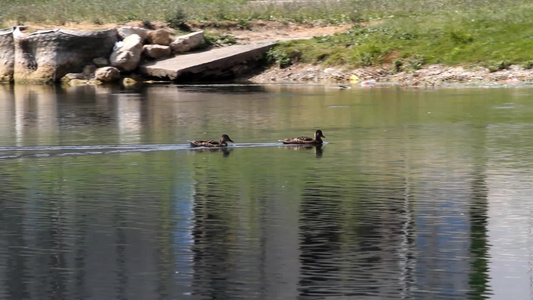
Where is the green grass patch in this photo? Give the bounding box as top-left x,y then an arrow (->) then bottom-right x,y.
268,4 -> 533,69
1,0 -> 532,69
2,0 -> 527,26
0,0 -> 353,25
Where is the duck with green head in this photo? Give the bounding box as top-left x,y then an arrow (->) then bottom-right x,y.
281,130 -> 326,145
189,134 -> 234,148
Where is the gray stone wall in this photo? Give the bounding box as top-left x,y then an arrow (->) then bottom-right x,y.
0,27 -> 117,83
0,28 -> 15,82
14,28 -> 117,83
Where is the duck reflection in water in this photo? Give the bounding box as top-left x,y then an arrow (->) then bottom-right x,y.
191,147 -> 233,157
188,134 -> 234,148
284,144 -> 324,158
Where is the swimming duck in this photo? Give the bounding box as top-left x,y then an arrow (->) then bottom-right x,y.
281,130 -> 326,145
189,134 -> 234,148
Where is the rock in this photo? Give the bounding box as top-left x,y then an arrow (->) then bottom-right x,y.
122,77 -> 138,87
170,31 -> 204,53
93,57 -> 109,67
94,66 -> 120,82
143,44 -> 171,58
83,64 -> 96,78
66,79 -> 88,86
87,79 -> 103,86
0,27 -> 15,82
12,28 -> 117,83
118,26 -> 148,41
62,73 -> 86,81
110,34 -> 143,72
147,29 -> 170,45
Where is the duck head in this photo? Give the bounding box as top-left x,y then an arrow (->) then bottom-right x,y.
220,134 -> 234,143
315,130 -> 325,139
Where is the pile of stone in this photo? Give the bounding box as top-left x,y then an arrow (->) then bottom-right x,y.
64,26 -> 205,86
0,25 -> 204,85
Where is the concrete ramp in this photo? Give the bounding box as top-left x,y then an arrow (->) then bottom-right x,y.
139,41 -> 276,82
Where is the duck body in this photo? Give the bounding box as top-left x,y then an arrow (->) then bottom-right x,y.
281,130 -> 325,145
189,134 -> 234,148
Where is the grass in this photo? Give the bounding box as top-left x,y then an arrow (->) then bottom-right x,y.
268,3 -> 533,69
0,0 -> 353,25
1,0 -> 532,69
4,0 -> 523,26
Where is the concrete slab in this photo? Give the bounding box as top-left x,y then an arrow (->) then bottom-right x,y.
139,41 -> 276,81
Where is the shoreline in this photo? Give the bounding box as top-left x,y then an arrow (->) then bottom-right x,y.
3,21 -> 533,87
247,63 -> 533,87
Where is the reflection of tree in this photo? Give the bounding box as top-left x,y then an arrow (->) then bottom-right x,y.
468,130 -> 489,298
0,187 -> 30,300
191,169 -> 234,299
114,204 -> 128,300
298,179 -> 343,297
0,155 -> 175,300
0,171 -> 69,300
47,196 -> 67,300
73,211 -> 88,300
298,171 -> 413,298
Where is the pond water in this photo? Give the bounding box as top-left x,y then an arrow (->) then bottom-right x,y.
0,83 -> 532,299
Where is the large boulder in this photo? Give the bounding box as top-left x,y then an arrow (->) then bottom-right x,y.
143,44 -> 171,59
95,66 -> 120,82
170,31 -> 204,53
110,34 -> 143,72
0,27 -> 15,82
118,26 -> 148,41
13,28 -> 117,83
147,29 -> 170,45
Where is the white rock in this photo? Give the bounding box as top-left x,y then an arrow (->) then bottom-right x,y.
170,31 -> 205,53
143,44 -> 171,58
110,34 -> 143,71
118,26 -> 148,41
95,66 -> 120,82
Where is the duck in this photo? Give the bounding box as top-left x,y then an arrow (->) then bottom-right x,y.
281,130 -> 326,145
189,134 -> 234,148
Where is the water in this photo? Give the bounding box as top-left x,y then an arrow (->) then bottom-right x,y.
0,83 -> 532,300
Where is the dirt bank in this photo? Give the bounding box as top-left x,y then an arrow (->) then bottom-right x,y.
203,21 -> 533,86
246,63 -> 533,87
